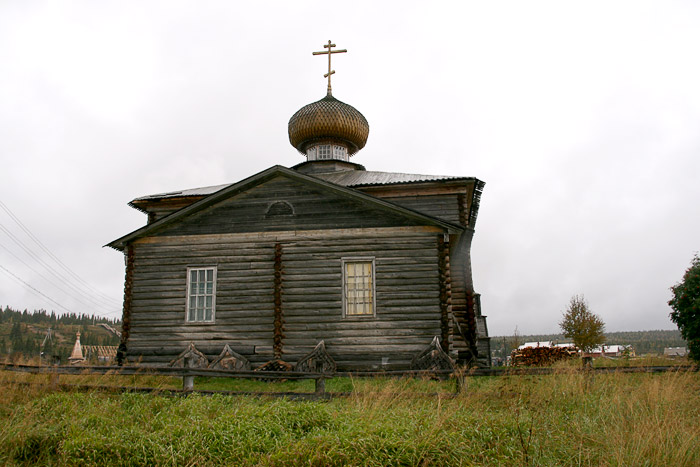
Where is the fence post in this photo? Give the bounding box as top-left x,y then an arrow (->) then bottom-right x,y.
315,375 -> 326,396
454,370 -> 467,394
48,357 -> 60,390
183,357 -> 195,392
49,369 -> 59,390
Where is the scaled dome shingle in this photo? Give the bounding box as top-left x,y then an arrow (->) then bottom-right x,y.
288,94 -> 369,155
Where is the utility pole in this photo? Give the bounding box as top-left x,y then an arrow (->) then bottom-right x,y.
40,327 -> 53,364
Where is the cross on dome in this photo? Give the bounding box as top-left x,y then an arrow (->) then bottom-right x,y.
289,40 -> 369,162
312,40 -> 347,95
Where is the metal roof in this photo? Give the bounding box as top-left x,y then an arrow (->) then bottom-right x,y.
132,183 -> 231,201
132,170 -> 473,202
312,170 -> 472,187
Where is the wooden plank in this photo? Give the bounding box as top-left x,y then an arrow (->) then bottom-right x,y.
133,226 -> 444,245
357,182 -> 471,197
126,220 -> 451,367
279,327 -> 440,338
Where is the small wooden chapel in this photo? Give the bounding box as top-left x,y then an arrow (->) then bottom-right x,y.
108,41 -> 491,370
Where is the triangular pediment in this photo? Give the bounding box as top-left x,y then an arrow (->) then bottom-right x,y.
107,166 -> 462,249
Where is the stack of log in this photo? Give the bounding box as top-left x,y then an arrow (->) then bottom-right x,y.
510,346 -> 577,366
254,359 -> 293,373
254,359 -> 293,382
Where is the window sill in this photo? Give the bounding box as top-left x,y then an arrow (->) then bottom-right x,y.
342,314 -> 377,320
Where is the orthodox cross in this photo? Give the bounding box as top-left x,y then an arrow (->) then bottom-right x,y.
313,40 -> 347,95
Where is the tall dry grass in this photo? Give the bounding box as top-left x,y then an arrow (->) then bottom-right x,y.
0,365 -> 697,466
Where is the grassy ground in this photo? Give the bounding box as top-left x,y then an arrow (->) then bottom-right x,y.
0,366 -> 698,466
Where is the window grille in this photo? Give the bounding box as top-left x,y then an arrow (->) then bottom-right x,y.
342,259 -> 375,316
333,145 -> 348,160
306,144 -> 349,161
317,144 -> 332,159
186,267 -> 216,322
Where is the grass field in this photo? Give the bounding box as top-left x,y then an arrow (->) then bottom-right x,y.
1,365 -> 699,466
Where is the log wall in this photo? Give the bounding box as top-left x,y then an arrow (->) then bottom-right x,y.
126,228 -> 444,370
127,238 -> 276,366
378,194 -> 462,225
120,174 -> 490,368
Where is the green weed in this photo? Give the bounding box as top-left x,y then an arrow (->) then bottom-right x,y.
0,368 -> 698,466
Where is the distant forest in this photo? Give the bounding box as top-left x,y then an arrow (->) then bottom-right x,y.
0,306 -> 121,362
490,329 -> 687,360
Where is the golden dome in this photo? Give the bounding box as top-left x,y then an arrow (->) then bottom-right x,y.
288,94 -> 369,156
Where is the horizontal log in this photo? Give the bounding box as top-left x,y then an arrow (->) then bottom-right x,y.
134,226 -> 444,246
129,311 -> 271,320
127,343 -> 274,355
282,251 -> 436,262
281,343 -> 428,353
129,326 -> 275,337
278,328 -> 440,339
283,313 -> 439,323
283,308 -> 439,318
128,342 -> 272,352
134,256 -> 274,267
130,302 -> 275,315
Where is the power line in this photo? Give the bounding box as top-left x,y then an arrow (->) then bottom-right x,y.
0,264 -> 122,317
0,199 -> 121,306
0,240 -> 121,316
0,221 -> 118,314
0,263 -> 74,314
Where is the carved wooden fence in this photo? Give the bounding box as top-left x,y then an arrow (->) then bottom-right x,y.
1,364 -> 696,400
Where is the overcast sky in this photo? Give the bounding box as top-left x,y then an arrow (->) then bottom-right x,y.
1,1 -> 698,336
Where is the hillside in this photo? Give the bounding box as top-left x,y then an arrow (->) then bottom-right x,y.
0,306 -> 121,363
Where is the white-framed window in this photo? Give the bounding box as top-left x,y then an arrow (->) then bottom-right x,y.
333,145 -> 348,160
186,267 -> 217,322
306,144 -> 349,161
317,144 -> 332,159
342,258 -> 376,317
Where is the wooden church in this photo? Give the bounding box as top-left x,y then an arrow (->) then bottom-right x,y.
108,42 -> 491,370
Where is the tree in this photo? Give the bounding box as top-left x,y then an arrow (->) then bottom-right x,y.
508,326 -> 523,354
669,254 -> 700,362
560,295 -> 605,353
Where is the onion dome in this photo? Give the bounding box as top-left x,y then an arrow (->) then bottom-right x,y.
288,94 -> 369,161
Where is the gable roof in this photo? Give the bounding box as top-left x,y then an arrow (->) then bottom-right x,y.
131,182 -> 231,202
107,165 -> 464,250
313,170 -> 476,187
129,171 -> 477,203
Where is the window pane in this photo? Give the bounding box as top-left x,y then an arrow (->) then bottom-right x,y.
344,261 -> 373,316
188,268 -> 216,322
